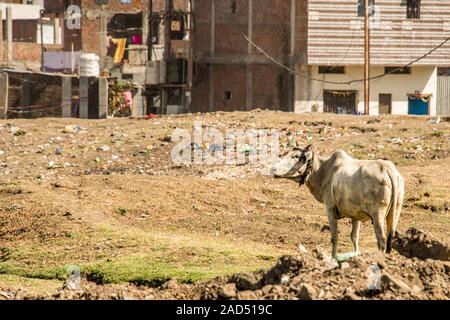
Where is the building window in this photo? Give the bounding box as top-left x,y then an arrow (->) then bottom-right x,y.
319,66 -> 345,74
358,0 -> 375,17
407,0 -> 421,19
385,66 -> 411,75
231,1 -> 237,14
438,67 -> 450,76
224,91 -> 232,101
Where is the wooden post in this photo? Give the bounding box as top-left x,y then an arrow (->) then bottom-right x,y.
246,0 -> 253,111
364,0 -> 370,115
208,0 -> 215,112
289,0 -> 296,112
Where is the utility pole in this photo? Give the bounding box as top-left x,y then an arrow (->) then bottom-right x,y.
99,9 -> 107,74
146,0 -> 154,114
40,9 -> 45,71
187,0 -> 194,90
162,0 -> 172,115
185,0 -> 194,113
364,0 -> 370,115
148,0 -> 153,64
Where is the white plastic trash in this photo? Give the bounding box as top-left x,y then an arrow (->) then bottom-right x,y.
79,53 -> 100,77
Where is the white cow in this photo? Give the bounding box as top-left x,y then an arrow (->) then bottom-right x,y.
274,145 -> 404,257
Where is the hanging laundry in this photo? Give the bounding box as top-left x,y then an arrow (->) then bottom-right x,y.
111,38 -> 127,65
131,35 -> 143,45
122,91 -> 133,109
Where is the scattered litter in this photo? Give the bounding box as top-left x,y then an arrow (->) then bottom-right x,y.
49,137 -> 63,144
63,125 -> 82,134
427,117 -> 440,125
238,144 -> 256,155
97,146 -> 111,152
298,245 -> 308,254
390,138 -> 403,145
10,127 -> 26,136
335,252 -> 359,262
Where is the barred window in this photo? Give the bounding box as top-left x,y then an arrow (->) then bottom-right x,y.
385,67 -> 411,75
407,0 -> 421,19
319,66 -> 345,74
358,0 -> 375,17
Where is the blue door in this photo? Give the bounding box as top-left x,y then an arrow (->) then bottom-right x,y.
408,97 -> 429,115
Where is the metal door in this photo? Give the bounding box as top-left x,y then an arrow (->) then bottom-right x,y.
408,97 -> 429,115
379,94 -> 391,115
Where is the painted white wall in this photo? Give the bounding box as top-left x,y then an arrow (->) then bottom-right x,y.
0,3 -> 41,20
295,65 -> 437,116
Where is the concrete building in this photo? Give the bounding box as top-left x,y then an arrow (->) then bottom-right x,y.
0,0 -> 64,70
295,0 -> 450,116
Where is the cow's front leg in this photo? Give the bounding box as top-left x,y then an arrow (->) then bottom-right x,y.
326,206 -> 338,257
350,219 -> 361,254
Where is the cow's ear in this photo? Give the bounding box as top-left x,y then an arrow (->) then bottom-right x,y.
305,150 -> 313,161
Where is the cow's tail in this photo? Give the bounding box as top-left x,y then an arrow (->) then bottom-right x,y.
385,166 -> 404,254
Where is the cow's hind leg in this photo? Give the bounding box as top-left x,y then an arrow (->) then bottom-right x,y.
371,208 -> 388,253
350,219 -> 361,253
327,207 -> 339,257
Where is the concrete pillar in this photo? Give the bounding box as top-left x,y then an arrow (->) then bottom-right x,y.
142,11 -> 149,62
98,77 -> 108,119
295,64 -> 313,113
54,17 -> 61,45
20,75 -> 31,107
79,77 -> 89,119
0,72 -> 8,119
6,7 -> 13,66
132,73 -> 145,117
62,76 -> 72,118
246,0 -> 253,111
99,12 -> 108,72
208,0 -> 216,112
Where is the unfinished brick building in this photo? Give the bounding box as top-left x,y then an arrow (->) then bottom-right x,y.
191,0 -> 301,113
0,0 -> 64,69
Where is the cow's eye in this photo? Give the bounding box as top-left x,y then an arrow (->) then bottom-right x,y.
295,154 -> 301,159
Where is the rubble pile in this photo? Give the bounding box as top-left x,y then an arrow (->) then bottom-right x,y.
1,229 -> 448,300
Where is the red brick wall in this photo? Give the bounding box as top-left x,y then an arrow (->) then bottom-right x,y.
1,42 -> 61,65
81,17 -> 100,54
81,0 -> 147,11
191,64 -> 209,113
191,0 -> 292,112
253,64 -> 289,111
295,0 -> 308,62
213,64 -> 247,112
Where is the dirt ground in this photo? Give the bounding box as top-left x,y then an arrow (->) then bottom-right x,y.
0,111 -> 448,300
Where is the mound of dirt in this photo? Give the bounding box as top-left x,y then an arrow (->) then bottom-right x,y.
393,228 -> 450,261
2,245 -> 449,300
